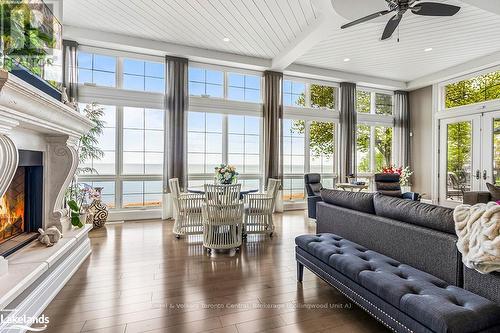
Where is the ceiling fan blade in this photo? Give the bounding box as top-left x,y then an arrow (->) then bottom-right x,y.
341,10 -> 392,29
381,13 -> 403,40
411,2 -> 461,16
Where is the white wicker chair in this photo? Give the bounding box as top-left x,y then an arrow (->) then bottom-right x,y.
202,184 -> 243,252
169,178 -> 204,239
243,178 -> 280,237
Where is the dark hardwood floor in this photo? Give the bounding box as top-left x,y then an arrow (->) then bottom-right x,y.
43,211 -> 388,333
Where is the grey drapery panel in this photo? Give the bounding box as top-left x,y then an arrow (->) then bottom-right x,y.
62,39 -> 78,101
263,71 -> 283,185
164,56 -> 189,192
395,91 -> 411,167
339,82 -> 357,182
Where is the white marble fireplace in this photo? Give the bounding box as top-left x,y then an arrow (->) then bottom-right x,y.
0,70 -> 94,331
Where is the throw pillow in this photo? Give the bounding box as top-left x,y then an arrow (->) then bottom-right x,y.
486,183 -> 500,201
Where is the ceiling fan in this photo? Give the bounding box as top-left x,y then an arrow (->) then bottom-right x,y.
340,0 -> 461,40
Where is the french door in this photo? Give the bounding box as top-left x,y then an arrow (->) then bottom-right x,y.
439,110 -> 500,207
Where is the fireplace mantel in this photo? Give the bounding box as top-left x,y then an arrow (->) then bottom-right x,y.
0,70 -> 95,330
0,70 -> 93,232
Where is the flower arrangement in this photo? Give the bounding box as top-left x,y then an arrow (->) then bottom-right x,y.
214,164 -> 239,184
382,165 -> 413,186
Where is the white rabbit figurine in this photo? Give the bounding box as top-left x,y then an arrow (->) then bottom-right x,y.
38,227 -> 63,247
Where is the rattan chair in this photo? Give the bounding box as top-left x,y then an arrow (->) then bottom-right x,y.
169,178 -> 204,238
202,184 -> 243,252
243,178 -> 280,237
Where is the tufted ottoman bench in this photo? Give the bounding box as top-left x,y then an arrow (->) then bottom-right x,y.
295,233 -> 500,333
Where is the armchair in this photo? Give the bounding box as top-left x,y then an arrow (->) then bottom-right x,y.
374,173 -> 419,201
304,173 -> 323,219
243,178 -> 280,237
169,178 -> 204,238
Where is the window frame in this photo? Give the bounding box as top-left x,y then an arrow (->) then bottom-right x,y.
438,65 -> 500,116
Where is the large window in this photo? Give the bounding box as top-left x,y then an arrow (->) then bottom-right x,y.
228,115 -> 260,173
187,112 -> 223,174
187,112 -> 261,189
80,105 -> 116,175
445,70 -> 500,109
356,125 -> 393,174
123,59 -> 165,93
78,50 -> 165,211
77,52 -> 116,87
122,107 -> 164,175
282,119 -> 336,201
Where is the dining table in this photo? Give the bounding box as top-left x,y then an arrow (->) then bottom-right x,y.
187,188 -> 259,200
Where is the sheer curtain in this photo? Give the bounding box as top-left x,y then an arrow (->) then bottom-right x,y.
162,56 -> 188,219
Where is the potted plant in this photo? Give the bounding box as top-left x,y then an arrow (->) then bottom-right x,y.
1,0 -> 62,98
65,103 -> 106,228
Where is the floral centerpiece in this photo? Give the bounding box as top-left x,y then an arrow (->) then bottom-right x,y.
381,165 -> 413,186
214,164 -> 239,184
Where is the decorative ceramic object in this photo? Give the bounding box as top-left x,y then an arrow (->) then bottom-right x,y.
38,226 -> 63,247
86,187 -> 108,228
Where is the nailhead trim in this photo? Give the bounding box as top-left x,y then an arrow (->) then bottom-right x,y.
297,253 -> 414,333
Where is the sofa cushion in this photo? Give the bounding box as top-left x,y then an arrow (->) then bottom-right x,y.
320,189 -> 375,214
296,233 -> 500,333
373,193 -> 455,234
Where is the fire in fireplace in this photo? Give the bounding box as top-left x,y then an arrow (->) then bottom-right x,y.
0,168 -> 26,243
0,150 -> 43,257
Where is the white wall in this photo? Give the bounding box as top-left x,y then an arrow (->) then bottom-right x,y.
409,86 -> 433,199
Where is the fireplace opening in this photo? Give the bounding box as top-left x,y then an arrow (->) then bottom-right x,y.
0,150 -> 43,257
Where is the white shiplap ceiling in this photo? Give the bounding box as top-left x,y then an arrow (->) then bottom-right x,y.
63,0 -> 317,59
297,0 -> 500,81
63,0 -> 500,84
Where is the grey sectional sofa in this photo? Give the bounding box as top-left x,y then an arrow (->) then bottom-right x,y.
295,190 -> 500,333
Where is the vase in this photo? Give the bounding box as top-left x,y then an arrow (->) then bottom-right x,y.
86,187 -> 109,228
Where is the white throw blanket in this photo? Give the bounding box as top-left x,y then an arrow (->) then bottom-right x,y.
454,202 -> 500,274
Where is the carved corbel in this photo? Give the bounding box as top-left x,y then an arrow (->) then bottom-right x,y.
45,135 -> 80,232
0,116 -> 19,199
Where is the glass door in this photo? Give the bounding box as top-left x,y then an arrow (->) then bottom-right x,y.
439,115 -> 481,207
482,111 -> 500,188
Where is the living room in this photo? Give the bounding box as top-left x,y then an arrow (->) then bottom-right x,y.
0,0 -> 499,332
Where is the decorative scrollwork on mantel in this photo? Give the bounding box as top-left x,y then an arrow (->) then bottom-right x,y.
45,136 -> 80,232
0,134 -> 18,200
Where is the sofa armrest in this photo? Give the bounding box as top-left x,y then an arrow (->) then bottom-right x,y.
307,195 -> 323,219
402,192 -> 420,201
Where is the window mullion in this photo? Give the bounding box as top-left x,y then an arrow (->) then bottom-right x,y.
304,121 -> 311,174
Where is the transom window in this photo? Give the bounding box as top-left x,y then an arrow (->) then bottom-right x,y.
284,80 -> 306,107
188,68 -> 224,98
310,84 -> 336,109
77,52 -> 116,87
357,90 -> 393,115
445,70 -> 500,109
123,59 -> 165,93
227,73 -> 261,102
